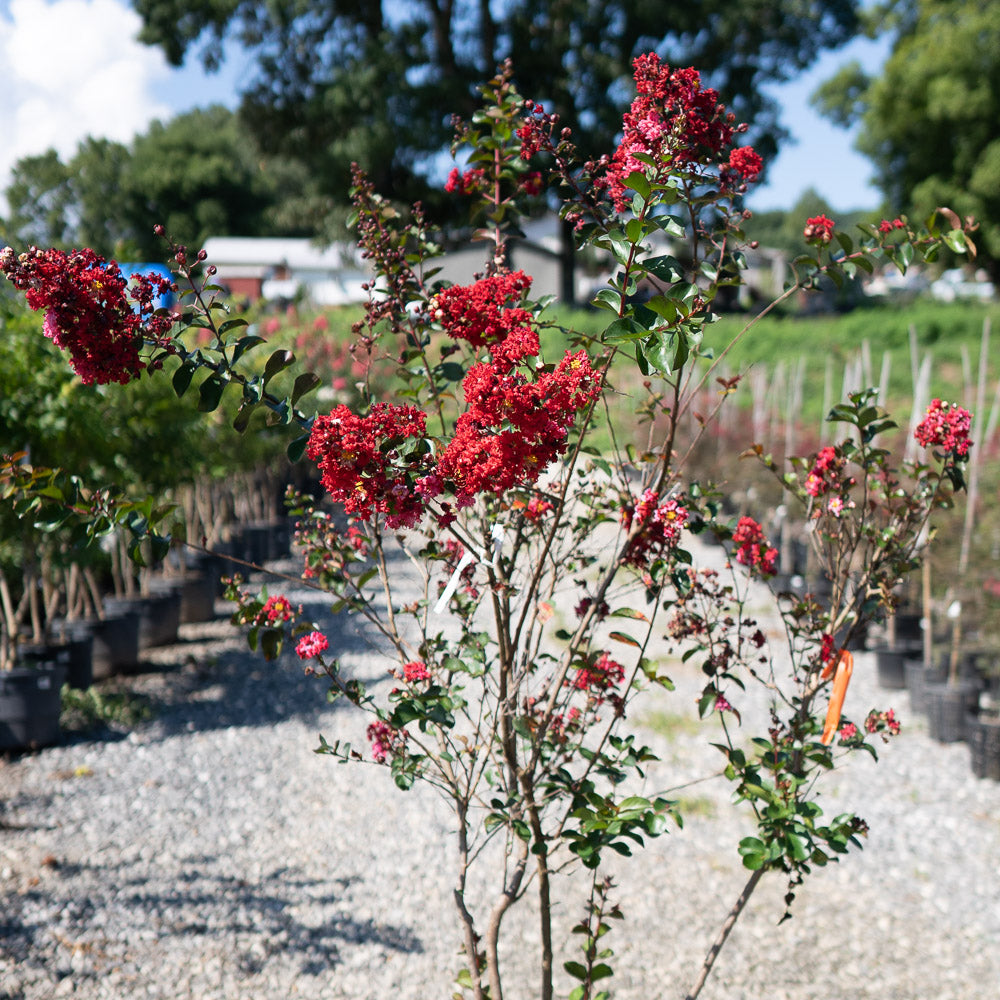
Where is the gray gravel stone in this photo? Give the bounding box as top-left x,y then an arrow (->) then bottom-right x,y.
2,556 -> 999,999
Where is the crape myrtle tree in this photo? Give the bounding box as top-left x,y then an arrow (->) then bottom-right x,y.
1,55 -> 977,998
812,0 -> 1000,280
133,0 -> 862,299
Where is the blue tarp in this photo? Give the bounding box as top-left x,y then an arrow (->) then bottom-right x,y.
118,263 -> 177,311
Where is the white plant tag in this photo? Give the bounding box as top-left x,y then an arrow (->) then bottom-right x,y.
433,549 -> 477,614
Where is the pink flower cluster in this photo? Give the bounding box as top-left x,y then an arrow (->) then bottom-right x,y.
602,54 -> 757,210
914,399 -> 972,457
732,516 -> 778,577
865,708 -> 901,737
366,719 -> 407,763
295,631 -> 329,659
804,445 -> 857,517
621,490 -> 688,567
1,245 -> 175,385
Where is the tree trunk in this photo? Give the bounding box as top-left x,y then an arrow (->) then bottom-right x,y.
560,216 -> 576,306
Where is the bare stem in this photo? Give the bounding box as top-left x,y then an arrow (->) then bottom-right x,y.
684,867 -> 765,1000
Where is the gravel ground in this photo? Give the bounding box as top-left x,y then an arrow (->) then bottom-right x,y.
2,551 -> 1000,1000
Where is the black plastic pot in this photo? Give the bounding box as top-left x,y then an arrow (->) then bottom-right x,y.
924,680 -> 979,744
87,609 -> 142,679
873,647 -> 907,690
19,632 -> 93,690
0,663 -> 66,752
893,612 -> 924,645
966,712 -> 1000,781
105,588 -> 181,652
905,659 -> 946,715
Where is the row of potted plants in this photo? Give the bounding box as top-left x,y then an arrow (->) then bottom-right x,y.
0,509 -> 294,753
871,611 -> 1000,780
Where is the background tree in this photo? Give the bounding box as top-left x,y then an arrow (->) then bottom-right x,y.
813,0 -> 1000,279
4,150 -> 74,249
1,107 -> 304,261
125,105 -> 287,259
133,0 -> 862,299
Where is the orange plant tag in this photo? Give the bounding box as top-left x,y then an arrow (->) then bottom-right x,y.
820,649 -> 854,746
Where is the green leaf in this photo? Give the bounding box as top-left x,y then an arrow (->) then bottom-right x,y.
260,628 -> 282,662
643,255 -> 684,283
622,170 -> 651,199
611,607 -> 648,621
197,375 -> 226,412
263,349 -> 295,385
603,318 -> 644,344
944,229 -> 969,254
218,317 -> 249,337
287,434 -> 310,463
635,342 -> 651,376
291,371 -> 322,406
590,963 -> 614,982
172,361 -> 196,398
232,402 -> 257,433
592,288 -> 623,312
564,961 -> 589,981
231,333 -> 264,364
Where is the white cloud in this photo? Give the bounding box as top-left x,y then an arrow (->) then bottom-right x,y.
0,0 -> 172,192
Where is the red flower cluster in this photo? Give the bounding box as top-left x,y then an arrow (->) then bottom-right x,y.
621,489 -> 688,567
295,631 -> 329,659
572,652 -> 625,695
261,595 -> 294,624
434,271 -> 537,363
444,166 -> 487,195
403,660 -> 431,683
803,215 -> 835,245
603,54 -> 747,210
437,350 -> 600,504
878,218 -> 906,235
732,516 -> 778,576
308,269 -> 599,522
1,245 -> 175,385
366,720 -> 407,763
914,399 -> 972,457
306,402 -> 430,528
726,146 -> 763,182
805,446 -> 847,498
574,596 -> 610,621
819,632 -> 836,664
519,496 -> 553,520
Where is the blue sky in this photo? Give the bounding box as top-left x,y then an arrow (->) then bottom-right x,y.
1,0 -> 888,214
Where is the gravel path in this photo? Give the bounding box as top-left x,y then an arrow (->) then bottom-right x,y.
2,554 -> 1000,1000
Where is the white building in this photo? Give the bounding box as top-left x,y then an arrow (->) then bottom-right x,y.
201,237 -> 372,306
